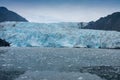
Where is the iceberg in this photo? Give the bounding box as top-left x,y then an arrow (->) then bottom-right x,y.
0,22 -> 120,48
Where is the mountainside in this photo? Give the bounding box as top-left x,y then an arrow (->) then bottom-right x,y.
84,12 -> 120,31
0,7 -> 28,22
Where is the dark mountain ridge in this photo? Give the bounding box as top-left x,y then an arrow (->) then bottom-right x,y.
84,12 -> 120,31
0,7 -> 28,22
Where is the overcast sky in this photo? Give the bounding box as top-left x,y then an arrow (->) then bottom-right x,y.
0,0 -> 120,23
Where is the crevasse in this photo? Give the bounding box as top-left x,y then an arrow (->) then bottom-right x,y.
0,22 -> 120,48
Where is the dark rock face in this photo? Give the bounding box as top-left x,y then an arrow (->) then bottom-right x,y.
0,7 -> 28,22
0,39 -> 10,47
85,12 -> 120,31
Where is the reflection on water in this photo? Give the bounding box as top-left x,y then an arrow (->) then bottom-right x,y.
0,48 -> 120,80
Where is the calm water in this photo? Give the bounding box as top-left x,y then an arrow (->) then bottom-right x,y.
0,48 -> 120,80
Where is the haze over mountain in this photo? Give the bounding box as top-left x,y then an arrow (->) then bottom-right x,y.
0,7 -> 28,22
84,12 -> 120,31
0,0 -> 120,23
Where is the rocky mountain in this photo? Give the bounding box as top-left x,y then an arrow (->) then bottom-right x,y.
0,7 -> 28,22
84,12 -> 120,31
0,39 -> 10,47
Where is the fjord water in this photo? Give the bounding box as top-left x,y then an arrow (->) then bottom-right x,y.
0,48 -> 120,80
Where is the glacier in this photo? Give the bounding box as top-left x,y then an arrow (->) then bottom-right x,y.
0,22 -> 120,48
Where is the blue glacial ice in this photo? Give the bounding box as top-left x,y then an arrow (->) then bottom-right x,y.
0,22 -> 120,48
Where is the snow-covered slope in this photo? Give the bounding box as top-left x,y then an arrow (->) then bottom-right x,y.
0,22 -> 120,48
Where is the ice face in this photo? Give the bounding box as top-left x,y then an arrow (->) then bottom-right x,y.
0,22 -> 120,48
